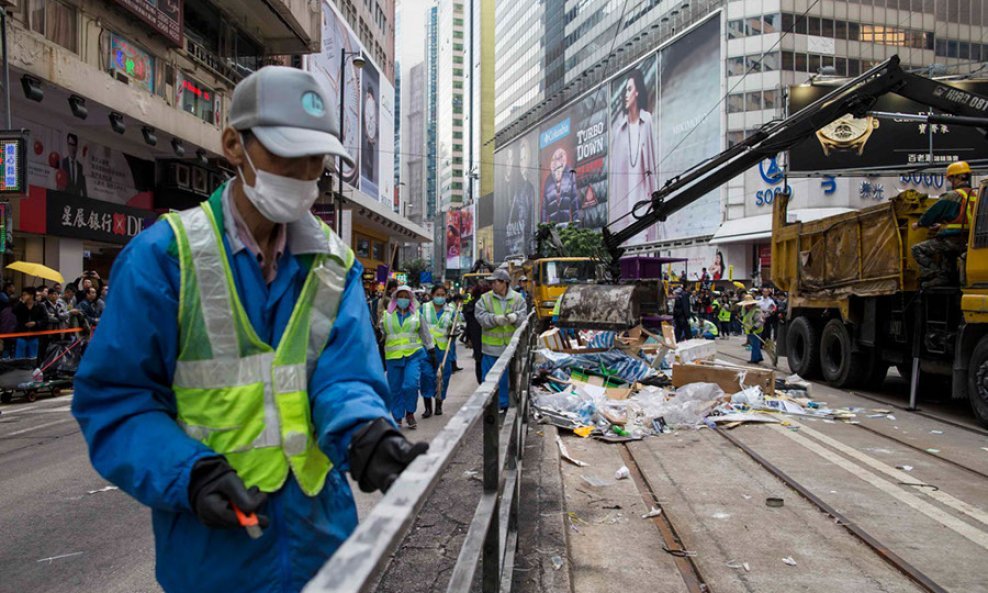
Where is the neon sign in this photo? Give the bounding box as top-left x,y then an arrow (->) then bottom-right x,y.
110,34 -> 154,93
182,79 -> 212,102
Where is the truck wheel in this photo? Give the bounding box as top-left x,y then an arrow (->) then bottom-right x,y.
966,336 -> 988,427
820,319 -> 867,387
786,317 -> 820,378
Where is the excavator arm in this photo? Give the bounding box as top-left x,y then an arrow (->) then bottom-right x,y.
601,55 -> 988,274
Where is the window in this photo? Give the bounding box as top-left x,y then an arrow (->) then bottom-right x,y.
782,51 -> 795,70
179,74 -> 216,124
453,17 -> 464,26
727,131 -> 745,147
727,56 -> 746,76
728,19 -> 744,38
453,68 -> 463,76
848,22 -> 860,40
835,56 -> 848,75
848,58 -> 861,77
453,55 -> 464,64
781,13 -> 795,33
835,19 -> 847,39
746,55 -> 762,73
795,52 -> 807,72
453,131 -> 463,139
453,80 -> 463,89
808,53 -> 822,73
761,52 -> 779,71
763,89 -> 780,110
27,0 -> 78,52
453,30 -> 464,39
807,16 -> 821,36
745,17 -> 763,36
355,236 -> 371,258
746,91 -> 762,111
762,14 -> 782,34
821,18 -> 834,38
727,93 -> 744,113
453,43 -> 464,51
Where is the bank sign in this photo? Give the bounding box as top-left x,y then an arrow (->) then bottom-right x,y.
45,191 -> 154,244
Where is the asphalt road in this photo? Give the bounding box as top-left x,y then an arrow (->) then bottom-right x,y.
0,345 -> 482,593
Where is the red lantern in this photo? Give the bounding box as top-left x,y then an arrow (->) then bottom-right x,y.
55,168 -> 67,190
48,151 -> 60,169
34,140 -> 43,155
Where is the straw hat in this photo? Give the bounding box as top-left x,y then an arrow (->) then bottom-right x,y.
737,295 -> 759,308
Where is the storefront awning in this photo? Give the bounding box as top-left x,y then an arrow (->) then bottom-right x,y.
709,208 -> 855,245
343,190 -> 432,243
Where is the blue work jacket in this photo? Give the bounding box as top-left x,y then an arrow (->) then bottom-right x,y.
72,186 -> 392,593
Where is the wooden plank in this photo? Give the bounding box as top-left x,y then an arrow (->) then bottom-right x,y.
671,362 -> 774,395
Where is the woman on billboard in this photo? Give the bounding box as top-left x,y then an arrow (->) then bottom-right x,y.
610,67 -> 659,243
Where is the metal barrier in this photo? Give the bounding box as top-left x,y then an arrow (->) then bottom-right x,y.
303,313 -> 538,593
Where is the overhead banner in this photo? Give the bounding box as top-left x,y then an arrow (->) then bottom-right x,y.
788,81 -> 988,174
45,190 -> 155,244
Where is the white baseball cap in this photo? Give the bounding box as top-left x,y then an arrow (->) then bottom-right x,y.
229,66 -> 353,164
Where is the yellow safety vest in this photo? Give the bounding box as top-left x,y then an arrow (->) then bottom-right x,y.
163,192 -> 353,496
944,188 -> 977,232
424,304 -> 455,350
481,292 -> 521,348
383,309 -> 424,359
716,302 -> 731,322
742,307 -> 763,335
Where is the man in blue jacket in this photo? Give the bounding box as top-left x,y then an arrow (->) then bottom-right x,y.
72,67 -> 427,593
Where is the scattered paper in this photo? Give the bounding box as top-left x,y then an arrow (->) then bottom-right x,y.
614,466 -> 630,480
573,425 -> 594,438
726,560 -> 751,572
86,486 -> 118,495
37,552 -> 84,563
896,465 -> 914,472
642,507 -> 663,519
930,430 -> 943,435
782,556 -> 797,566
550,555 -> 564,571
926,448 -> 940,454
557,435 -> 588,467
711,512 -> 731,520
886,415 -> 897,420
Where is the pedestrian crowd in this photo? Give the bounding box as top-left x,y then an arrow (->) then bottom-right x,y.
671,283 -> 786,364
0,270 -> 106,362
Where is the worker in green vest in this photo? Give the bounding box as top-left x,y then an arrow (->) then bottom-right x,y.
381,285 -> 436,428
714,294 -> 732,338
475,268 -> 527,411
738,294 -> 765,364
420,284 -> 461,415
71,67 -> 427,593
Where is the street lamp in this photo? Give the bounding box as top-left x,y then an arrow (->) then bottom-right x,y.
337,50 -> 365,234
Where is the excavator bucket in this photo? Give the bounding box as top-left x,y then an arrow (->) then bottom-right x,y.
556,282 -> 662,330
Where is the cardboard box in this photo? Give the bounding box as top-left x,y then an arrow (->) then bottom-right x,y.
671,362 -> 774,395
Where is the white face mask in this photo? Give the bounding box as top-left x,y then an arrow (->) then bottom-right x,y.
237,135 -> 321,223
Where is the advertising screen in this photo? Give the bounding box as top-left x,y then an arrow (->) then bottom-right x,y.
360,60 -> 380,198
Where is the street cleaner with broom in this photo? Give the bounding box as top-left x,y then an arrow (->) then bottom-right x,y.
420,284 -> 461,416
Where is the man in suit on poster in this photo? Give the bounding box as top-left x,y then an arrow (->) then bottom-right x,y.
61,133 -> 88,197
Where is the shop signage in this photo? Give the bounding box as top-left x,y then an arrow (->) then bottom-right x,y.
110,34 -> 155,93
754,157 -> 793,207
113,0 -> 183,46
46,191 -> 154,244
0,132 -> 27,194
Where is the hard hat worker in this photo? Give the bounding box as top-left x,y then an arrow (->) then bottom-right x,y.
475,268 -> 527,412
737,295 -> 764,364
71,67 -> 427,593
911,161 -> 978,289
381,284 -> 436,428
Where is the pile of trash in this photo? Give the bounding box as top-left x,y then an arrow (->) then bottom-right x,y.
531,324 -> 838,441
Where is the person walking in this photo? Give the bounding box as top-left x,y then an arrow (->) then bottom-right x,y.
464,281 -> 487,383
71,67 -> 427,593
381,285 -> 436,428
739,294 -> 765,364
672,286 -> 692,342
13,287 -> 47,360
475,269 -> 527,412
715,295 -> 732,338
757,287 -> 778,341
420,285 -> 460,416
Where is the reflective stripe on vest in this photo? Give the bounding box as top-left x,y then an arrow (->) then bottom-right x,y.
163,202 -> 354,497
481,292 -> 519,348
383,310 -> 423,359
425,305 -> 453,350
944,188 -> 976,231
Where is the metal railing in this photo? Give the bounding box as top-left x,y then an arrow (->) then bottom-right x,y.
303,313 -> 538,593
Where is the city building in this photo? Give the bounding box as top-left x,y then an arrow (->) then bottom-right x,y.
437,0 -> 468,215
400,62 -> 428,264
425,4 -> 442,271
5,0 -> 318,283
330,0 -> 397,81
493,0 -> 988,280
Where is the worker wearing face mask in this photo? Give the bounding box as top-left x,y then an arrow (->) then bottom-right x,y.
71,67 -> 427,593
381,285 -> 436,428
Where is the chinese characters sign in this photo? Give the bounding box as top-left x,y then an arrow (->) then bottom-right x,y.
0,134 -> 26,194
113,0 -> 183,46
110,34 -> 155,93
46,191 -> 154,244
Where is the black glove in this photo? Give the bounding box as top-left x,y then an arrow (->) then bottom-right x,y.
188,457 -> 268,530
428,348 -> 438,369
349,418 -> 429,493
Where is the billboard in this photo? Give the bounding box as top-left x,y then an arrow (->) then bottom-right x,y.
788,81 -> 988,174
495,14 -> 724,252
113,0 -> 182,46
493,129 -> 538,261
446,209 -> 462,270
308,0 -> 395,205
538,87 -> 609,230
654,16 -> 723,243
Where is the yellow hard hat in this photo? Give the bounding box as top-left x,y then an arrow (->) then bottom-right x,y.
946,161 -> 972,177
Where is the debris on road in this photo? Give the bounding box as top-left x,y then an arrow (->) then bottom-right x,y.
641,507 -> 663,519
782,556 -> 798,567
614,465 -> 630,480
557,435 -> 589,467
766,497 -> 784,507
86,486 -> 119,495
37,551 -> 84,563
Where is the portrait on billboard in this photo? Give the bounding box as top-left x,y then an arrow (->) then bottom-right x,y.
309,1 -> 361,187
710,250 -> 725,281
504,132 -> 537,257
60,133 -> 88,197
539,117 -> 580,225
446,209 -> 462,269
608,55 -> 658,244
360,60 -> 380,197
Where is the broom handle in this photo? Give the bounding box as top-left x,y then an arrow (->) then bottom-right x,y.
436,303 -> 461,399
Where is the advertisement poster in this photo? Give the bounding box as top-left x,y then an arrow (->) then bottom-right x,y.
538,89 -> 609,230
308,1 -> 362,187
477,226 -> 494,263
446,209 -> 462,270
788,81 -> 988,174
17,115 -> 153,206
378,77 -> 396,206
655,16 -> 723,242
493,130 -> 538,261
608,53 -> 658,245
113,0 -> 183,46
360,60 -> 380,198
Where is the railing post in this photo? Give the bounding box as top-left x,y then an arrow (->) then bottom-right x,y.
482,393 -> 500,593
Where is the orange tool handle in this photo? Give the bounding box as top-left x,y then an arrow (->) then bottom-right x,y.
232,504 -> 263,539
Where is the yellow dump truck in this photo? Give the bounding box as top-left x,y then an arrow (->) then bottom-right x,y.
772,183 -> 988,425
